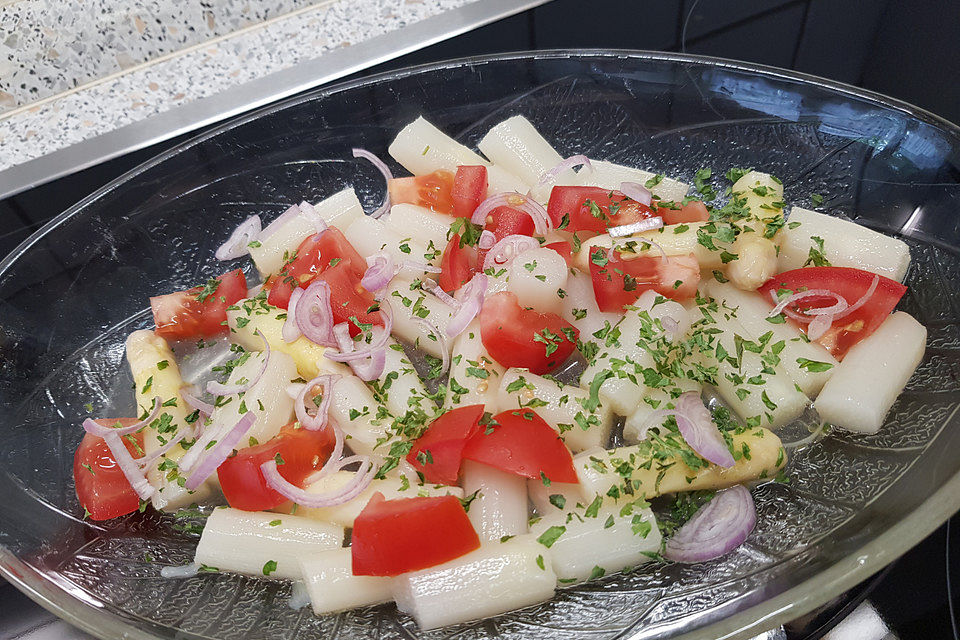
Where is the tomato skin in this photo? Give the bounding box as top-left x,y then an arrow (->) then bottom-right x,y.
480,291 -> 579,374
73,419 -> 143,521
476,205 -> 535,268
438,233 -> 478,293
266,227 -> 366,309
547,186 -> 657,235
314,261 -> 382,337
406,405 -> 484,485
351,493 -> 480,576
758,266 -> 907,359
461,409 -> 577,483
545,240 -> 573,266
589,249 -> 700,312
217,422 -> 335,512
151,269 -> 247,340
388,170 -> 456,215
452,166 -> 488,219
658,200 -> 710,225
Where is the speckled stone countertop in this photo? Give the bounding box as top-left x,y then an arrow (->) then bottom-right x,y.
0,0 -> 486,175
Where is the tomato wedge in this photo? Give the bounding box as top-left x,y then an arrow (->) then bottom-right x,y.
266,227 -> 366,309
315,261 -> 382,337
151,268 -> 247,340
589,248 -> 700,312
480,291 -> 579,374
476,205 -> 536,268
438,233 -> 478,293
406,405 -> 484,485
217,422 -> 335,512
657,199 -> 710,225
461,409 -> 577,483
351,492 -> 480,576
758,266 -> 907,359
452,166 -> 488,219
545,240 -> 573,266
547,186 -> 657,235
73,419 -> 143,521
388,170 -> 456,215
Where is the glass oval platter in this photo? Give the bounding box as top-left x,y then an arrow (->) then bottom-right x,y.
1,50 -> 960,640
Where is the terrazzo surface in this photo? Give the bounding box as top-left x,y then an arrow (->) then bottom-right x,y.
0,0 -> 477,173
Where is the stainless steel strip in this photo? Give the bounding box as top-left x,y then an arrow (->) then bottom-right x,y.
0,0 -> 551,200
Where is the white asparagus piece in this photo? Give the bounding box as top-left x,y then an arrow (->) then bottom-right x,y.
584,159 -> 690,202
445,320 -> 504,410
301,548 -> 394,615
250,189 -> 364,277
343,215 -> 430,279
726,171 -> 783,291
460,460 -> 529,542
622,378 -> 701,444
478,115 -> 578,201
693,300 -> 809,428
393,535 -> 556,630
574,222 -> 727,272
311,368 -> 392,457
704,280 -> 838,397
206,349 -> 297,445
529,500 -> 661,582
814,311 -> 925,434
528,479 -> 586,515
382,204 -> 449,263
387,116 -> 529,194
194,508 -> 343,580
385,278 -> 454,358
287,471 -> 462,528
496,368 -> 613,453
559,269 -> 621,339
731,170 -> 784,223
375,339 -> 431,415
780,207 -> 911,281
126,330 -> 213,511
506,247 -> 569,314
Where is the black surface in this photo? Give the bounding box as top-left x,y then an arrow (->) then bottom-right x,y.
2,1 -> 959,637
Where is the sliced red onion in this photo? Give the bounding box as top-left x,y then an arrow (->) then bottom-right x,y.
767,289 -> 845,321
295,280 -> 338,347
261,456 -> 376,508
82,397 -> 163,438
663,484 -> 757,563
215,215 -> 262,261
324,305 -> 393,363
806,313 -> 834,341
206,331 -> 270,396
619,181 -> 654,207
331,323 -> 388,381
184,412 -> 256,490
478,229 -> 496,250
259,203 -> 303,242
286,382 -> 305,399
137,430 -> 188,469
295,374 -> 339,431
834,275 -> 879,320
538,155 -> 593,187
403,259 -> 442,274
180,386 -> 215,417
608,216 -> 664,238
431,285 -> 461,309
349,347 -> 387,382
482,234 -> 541,271
160,563 -> 201,579
102,432 -> 154,501
353,148 -> 393,219
361,253 -> 397,292
660,315 -> 681,341
282,287 -> 305,343
298,201 -> 328,235
675,392 -> 736,468
415,317 -> 450,377
447,273 -> 486,338
471,193 -> 551,235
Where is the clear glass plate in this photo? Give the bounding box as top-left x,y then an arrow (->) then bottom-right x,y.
1,50 -> 959,640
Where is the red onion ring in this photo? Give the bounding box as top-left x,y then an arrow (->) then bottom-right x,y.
325,305 -> 393,363
295,280 -> 338,347
206,330 -> 270,396
675,392 -> 735,468
663,484 -> 756,563
608,217 -> 663,237
180,386 -> 215,417
403,259 -> 442,274
431,285 -> 461,309
806,313 -> 834,340
215,215 -> 262,261
478,230 -> 496,250
259,203 -> 321,242
184,412 -> 257,490
537,155 -> 593,187
415,317 -> 450,377
282,287 -> 305,343
297,201 -> 328,235
295,374 -> 339,431
330,323 -> 388,381
101,432 -> 154,501
353,148 -> 393,219
834,275 -> 879,320
446,273 -> 486,338
767,289 -> 846,321
136,430 -> 188,469
361,253 -> 397,292
260,456 -> 376,508
619,181 -> 654,207
82,397 -> 163,438
482,234 -> 541,272
471,193 -> 551,235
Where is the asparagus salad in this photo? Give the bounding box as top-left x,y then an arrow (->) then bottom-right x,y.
73,114 -> 925,630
